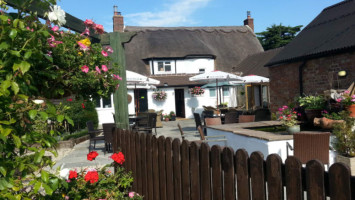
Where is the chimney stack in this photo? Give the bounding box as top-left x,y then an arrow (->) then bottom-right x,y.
113,5 -> 124,32
243,11 -> 254,32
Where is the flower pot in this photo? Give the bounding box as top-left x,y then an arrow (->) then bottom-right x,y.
336,155 -> 355,176
171,115 -> 176,121
347,104 -> 355,118
286,125 -> 300,134
313,117 -> 344,129
304,109 -> 322,125
164,118 -> 170,121
238,115 -> 255,123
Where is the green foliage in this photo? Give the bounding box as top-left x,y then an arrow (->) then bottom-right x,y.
332,111 -> 355,157
61,98 -> 98,132
297,95 -> 326,110
321,110 -> 342,120
256,24 -> 302,50
276,105 -> 298,127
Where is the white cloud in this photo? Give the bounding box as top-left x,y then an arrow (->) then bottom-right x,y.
126,0 -> 212,26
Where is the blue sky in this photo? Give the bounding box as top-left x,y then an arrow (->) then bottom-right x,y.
57,0 -> 343,33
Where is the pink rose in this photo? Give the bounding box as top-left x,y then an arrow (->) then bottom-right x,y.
84,19 -> 95,28
51,26 -> 59,32
113,74 -> 122,80
81,65 -> 89,73
95,66 -> 101,74
80,27 -> 90,36
101,50 -> 108,57
101,65 -> 108,72
105,46 -> 114,54
344,90 -> 350,94
94,24 -> 104,34
336,98 -> 342,103
129,192 -> 135,198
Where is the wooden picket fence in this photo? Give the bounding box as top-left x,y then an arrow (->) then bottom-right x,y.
112,129 -> 355,200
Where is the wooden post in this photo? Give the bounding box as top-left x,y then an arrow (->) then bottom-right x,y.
101,32 -> 136,129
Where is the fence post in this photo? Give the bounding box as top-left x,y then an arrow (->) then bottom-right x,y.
146,134 -> 154,200
329,163 -> 352,200
250,151 -> 266,200
190,142 -> 201,200
200,143 -> 212,200
306,160 -> 325,200
158,136 -> 167,200
285,156 -> 303,200
211,145 -> 223,200
235,149 -> 250,200
165,137 -> 174,200
181,140 -> 191,200
266,154 -> 283,200
222,147 -> 235,200
172,139 -> 182,200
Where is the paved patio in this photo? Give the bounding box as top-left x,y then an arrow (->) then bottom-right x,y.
53,119 -> 198,170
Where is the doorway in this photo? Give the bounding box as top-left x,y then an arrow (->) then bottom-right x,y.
134,89 -> 148,113
175,89 -> 185,118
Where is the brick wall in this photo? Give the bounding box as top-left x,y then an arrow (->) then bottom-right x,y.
269,51 -> 355,112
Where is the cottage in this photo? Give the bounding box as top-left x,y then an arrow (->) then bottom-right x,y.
266,0 -> 355,112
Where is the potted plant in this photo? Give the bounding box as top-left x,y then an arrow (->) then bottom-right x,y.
277,105 -> 300,134
162,113 -> 170,121
336,90 -> 355,117
332,111 -> 355,176
169,111 -> 176,121
313,110 -> 344,129
239,110 -> 255,123
152,90 -> 167,101
298,95 -> 326,125
189,86 -> 205,96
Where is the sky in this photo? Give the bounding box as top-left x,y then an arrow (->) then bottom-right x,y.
56,0 -> 343,33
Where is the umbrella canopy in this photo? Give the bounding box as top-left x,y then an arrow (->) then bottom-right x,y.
189,71 -> 242,107
230,75 -> 269,84
127,84 -> 156,89
201,81 -> 235,88
126,70 -> 160,85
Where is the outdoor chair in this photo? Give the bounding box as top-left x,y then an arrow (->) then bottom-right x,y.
178,123 -> 200,140
102,123 -> 115,154
286,131 -> 331,166
86,121 -> 104,152
193,113 -> 203,130
204,117 -> 222,126
133,113 -> 157,134
197,126 -> 226,142
224,111 -> 239,124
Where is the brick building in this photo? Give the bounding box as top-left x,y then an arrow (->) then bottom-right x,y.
266,0 -> 355,112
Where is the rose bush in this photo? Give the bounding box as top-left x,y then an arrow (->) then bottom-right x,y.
277,105 -> 299,127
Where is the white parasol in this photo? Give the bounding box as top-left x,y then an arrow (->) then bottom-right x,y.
189,70 -> 242,107
230,75 -> 269,84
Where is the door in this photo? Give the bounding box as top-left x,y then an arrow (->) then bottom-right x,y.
134,89 -> 148,113
175,89 -> 185,118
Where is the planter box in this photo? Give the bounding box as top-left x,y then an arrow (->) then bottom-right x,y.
238,115 -> 255,123
336,155 -> 355,176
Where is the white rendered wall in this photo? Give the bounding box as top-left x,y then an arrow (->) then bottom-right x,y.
147,88 -> 176,115
150,58 -> 214,75
96,94 -> 115,125
127,90 -> 135,115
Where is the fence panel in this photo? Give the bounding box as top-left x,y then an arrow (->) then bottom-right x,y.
172,139 -> 182,200
140,133 -> 148,199
329,163 -> 352,200
306,160 -> 325,200
250,151 -> 266,200
222,147 -> 235,200
285,156 -> 303,200
135,133 -> 142,194
152,136 -> 160,200
235,149 -> 250,200
146,134 -> 154,200
200,143 -> 212,200
181,140 -> 191,200
122,130 -> 128,169
130,132 -> 137,191
190,142 -> 201,200
165,138 -> 174,200
158,136 -> 167,200
266,154 -> 283,200
211,145 -> 223,200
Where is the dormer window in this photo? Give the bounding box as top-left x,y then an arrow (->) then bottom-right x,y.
158,61 -> 171,72
199,68 -> 205,74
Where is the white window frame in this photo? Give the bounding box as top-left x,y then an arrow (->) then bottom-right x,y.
199,68 -> 205,74
95,94 -> 114,109
157,61 -> 172,72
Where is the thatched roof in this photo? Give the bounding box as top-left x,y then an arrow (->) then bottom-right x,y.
124,26 -> 263,75
267,0 -> 355,66
234,48 -> 283,77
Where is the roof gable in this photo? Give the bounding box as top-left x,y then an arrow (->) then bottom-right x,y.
267,0 -> 355,66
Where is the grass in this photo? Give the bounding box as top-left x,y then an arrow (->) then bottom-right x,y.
61,129 -> 88,141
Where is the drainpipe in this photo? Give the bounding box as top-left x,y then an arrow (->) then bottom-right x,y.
298,60 -> 307,96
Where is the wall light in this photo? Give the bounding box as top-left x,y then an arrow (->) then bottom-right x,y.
164,83 -> 168,87
338,70 -> 347,77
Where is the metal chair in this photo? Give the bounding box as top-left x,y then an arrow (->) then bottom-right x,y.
197,126 -> 226,142
193,113 -> 203,130
286,131 -> 331,165
133,113 -> 157,134
86,121 -> 104,152
102,123 -> 115,154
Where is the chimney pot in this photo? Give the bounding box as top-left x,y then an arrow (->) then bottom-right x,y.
244,11 -> 254,32
113,6 -> 124,32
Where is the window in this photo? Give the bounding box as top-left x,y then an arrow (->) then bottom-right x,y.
157,61 -> 171,72
223,87 -> 229,96
95,97 -> 101,108
103,97 -> 112,108
209,88 -> 216,97
199,68 -> 205,74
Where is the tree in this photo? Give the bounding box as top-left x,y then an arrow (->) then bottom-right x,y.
256,24 -> 302,50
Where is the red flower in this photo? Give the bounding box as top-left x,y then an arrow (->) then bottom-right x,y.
84,170 -> 99,183
111,152 -> 125,165
81,103 -> 85,109
87,151 -> 98,161
69,170 -> 77,179
67,98 -> 72,102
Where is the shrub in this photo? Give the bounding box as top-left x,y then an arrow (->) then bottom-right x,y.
62,129 -> 88,141
332,111 -> 355,157
62,98 -> 98,132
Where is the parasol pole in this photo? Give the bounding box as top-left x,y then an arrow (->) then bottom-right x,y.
216,79 -> 219,108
